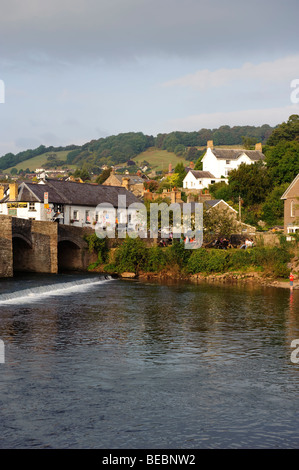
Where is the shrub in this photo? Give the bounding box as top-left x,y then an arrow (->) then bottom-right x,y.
187,249 -> 229,273
113,237 -> 147,273
144,246 -> 167,272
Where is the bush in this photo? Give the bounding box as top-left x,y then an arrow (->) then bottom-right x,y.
84,234 -> 109,265
144,246 -> 167,272
113,237 -> 147,273
187,249 -> 229,273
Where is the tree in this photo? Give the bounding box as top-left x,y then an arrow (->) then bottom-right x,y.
261,182 -> 290,226
264,140 -> 299,185
174,162 -> 187,187
203,206 -> 238,243
228,161 -> 273,207
96,167 -> 112,184
266,114 -> 299,145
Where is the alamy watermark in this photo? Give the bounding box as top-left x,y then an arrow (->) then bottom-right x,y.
0,80 -> 5,104
94,195 -> 203,249
290,79 -> 299,104
291,339 -> 299,364
0,339 -> 4,363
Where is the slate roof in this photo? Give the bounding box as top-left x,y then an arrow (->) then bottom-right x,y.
210,149 -> 265,161
112,174 -> 145,185
1,179 -> 142,207
188,170 -> 216,179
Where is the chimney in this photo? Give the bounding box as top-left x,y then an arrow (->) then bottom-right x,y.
122,177 -> 130,191
207,140 -> 214,149
0,185 -> 4,200
169,163 -> 172,173
9,183 -> 18,201
189,161 -> 194,169
255,143 -> 262,151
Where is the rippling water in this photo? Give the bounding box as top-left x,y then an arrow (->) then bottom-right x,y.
0,273 -> 298,449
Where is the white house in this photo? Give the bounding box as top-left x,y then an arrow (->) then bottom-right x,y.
183,170 -> 226,190
0,179 -> 143,231
201,141 -> 265,179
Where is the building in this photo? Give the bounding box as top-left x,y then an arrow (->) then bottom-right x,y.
183,170 -> 226,190
0,179 -> 142,230
281,173 -> 299,234
103,171 -> 146,197
201,141 -> 265,179
204,199 -> 256,235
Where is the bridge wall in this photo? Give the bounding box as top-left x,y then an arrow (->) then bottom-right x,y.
0,215 -> 13,278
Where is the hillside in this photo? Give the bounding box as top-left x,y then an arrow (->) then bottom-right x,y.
0,124 -> 276,173
132,148 -> 189,172
5,150 -> 74,173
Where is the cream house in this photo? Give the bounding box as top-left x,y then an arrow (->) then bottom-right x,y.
183,170 -> 226,190
201,141 -> 265,179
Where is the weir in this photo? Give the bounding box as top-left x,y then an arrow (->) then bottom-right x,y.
0,215 -> 98,278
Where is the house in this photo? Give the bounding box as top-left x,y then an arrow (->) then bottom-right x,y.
0,179 -> 142,230
103,171 -> 146,197
204,199 -> 256,235
201,141 -> 265,179
183,170 -> 226,190
281,173 -> 299,234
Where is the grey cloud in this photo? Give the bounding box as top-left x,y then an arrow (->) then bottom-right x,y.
1,0 -> 299,65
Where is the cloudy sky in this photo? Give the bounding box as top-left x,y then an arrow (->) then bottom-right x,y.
0,0 -> 299,156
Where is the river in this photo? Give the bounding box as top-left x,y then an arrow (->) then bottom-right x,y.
0,273 -> 298,449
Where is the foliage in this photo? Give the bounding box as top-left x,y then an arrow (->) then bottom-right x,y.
143,246 -> 168,272
84,234 -> 109,267
266,114 -> 299,146
208,181 -> 232,201
228,161 -> 273,207
187,246 -> 292,276
113,237 -> 147,273
264,140 -> 299,185
96,167 -> 112,184
203,206 -> 239,243
261,182 -> 289,226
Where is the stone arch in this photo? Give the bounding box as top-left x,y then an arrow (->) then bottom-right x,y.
12,234 -> 33,272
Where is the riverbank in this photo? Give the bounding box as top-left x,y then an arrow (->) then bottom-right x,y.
135,269 -> 299,289
86,235 -> 299,290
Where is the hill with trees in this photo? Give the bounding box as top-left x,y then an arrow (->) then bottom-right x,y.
0,123 -> 275,172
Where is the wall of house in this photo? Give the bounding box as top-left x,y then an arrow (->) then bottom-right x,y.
202,148 -> 254,178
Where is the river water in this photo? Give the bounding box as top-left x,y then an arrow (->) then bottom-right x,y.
0,273 -> 298,449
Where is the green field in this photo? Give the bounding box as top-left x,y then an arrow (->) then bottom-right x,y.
133,147 -> 190,172
5,150 -> 73,173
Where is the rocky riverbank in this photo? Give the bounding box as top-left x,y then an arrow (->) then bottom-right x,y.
124,269 -> 299,289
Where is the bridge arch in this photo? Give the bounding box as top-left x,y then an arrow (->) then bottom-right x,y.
12,234 -> 33,272
58,238 -> 84,272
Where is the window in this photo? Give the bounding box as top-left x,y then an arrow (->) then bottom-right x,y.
73,210 -> 79,220
85,210 -> 90,223
291,201 -> 295,217
29,202 -> 35,211
226,160 -> 231,164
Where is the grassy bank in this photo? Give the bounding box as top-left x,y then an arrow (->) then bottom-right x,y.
85,235 -> 298,284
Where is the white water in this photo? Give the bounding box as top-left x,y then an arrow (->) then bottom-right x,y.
0,276 -> 113,305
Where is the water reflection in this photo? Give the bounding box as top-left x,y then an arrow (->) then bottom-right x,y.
0,275 -> 299,448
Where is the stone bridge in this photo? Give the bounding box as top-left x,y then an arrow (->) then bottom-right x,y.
0,215 -> 98,277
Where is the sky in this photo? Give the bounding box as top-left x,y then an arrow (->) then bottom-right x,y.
0,0 -> 299,157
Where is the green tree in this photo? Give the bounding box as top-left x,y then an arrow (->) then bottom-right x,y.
228,161 -> 273,207
264,140 -> 299,185
261,182 -> 290,226
266,114 -> 299,146
96,167 -> 112,184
